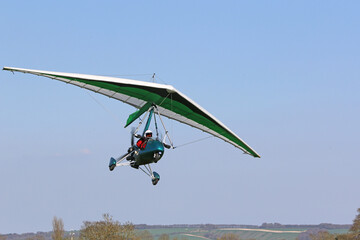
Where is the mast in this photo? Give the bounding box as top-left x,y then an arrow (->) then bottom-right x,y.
142,107 -> 154,136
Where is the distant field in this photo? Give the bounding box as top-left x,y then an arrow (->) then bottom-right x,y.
143,227 -> 301,240
214,229 -> 300,240
142,227 -> 350,240
4,226 -> 350,240
219,228 -> 305,233
145,228 -> 198,239
328,229 -> 350,235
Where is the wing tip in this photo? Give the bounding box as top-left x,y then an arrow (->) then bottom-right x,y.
242,148 -> 260,158
253,152 -> 261,158
247,152 -> 261,158
3,66 -> 19,72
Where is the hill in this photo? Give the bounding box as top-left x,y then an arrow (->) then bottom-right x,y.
1,223 -> 350,240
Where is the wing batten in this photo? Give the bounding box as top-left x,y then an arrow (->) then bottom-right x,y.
3,66 -> 260,158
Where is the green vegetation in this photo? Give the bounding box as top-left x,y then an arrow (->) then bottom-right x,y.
79,214 -> 137,240
305,208 -> 360,240
215,229 -> 299,240
52,217 -> 64,240
27,235 -> 45,240
2,208 -> 359,240
217,233 -> 241,240
136,230 -> 154,240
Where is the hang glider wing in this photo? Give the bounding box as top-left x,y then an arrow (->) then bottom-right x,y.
3,66 -> 260,158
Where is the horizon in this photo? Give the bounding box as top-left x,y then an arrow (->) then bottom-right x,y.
3,222 -> 353,235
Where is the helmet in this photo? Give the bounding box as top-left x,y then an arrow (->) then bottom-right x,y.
145,130 -> 152,138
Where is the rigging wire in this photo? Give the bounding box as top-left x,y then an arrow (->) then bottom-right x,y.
156,75 -> 168,85
174,135 -> 214,149
101,73 -> 153,77
94,72 -> 170,86
148,72 -> 169,85
170,93 -> 173,145
154,113 -> 160,139
85,91 -> 123,124
139,166 -> 151,177
158,92 -> 171,107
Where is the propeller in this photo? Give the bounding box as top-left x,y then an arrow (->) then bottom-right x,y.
131,127 -> 136,146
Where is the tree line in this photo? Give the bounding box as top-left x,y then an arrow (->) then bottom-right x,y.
1,208 -> 359,240
300,208 -> 360,240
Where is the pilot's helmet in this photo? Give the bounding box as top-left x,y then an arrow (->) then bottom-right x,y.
145,130 -> 152,138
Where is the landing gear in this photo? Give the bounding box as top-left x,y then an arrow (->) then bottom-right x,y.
109,154 -> 160,185
152,171 -> 160,185
126,155 -> 135,161
109,157 -> 116,171
138,164 -> 160,186
130,162 -> 139,169
108,151 -> 134,171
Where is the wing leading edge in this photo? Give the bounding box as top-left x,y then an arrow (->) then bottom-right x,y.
3,66 -> 260,158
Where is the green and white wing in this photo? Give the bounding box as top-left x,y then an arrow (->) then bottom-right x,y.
3,67 -> 260,158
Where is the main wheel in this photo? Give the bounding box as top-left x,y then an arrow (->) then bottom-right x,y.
109,157 -> 116,171
151,171 -> 160,185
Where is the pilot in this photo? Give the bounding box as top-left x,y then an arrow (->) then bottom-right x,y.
144,130 -> 153,138
136,130 -> 152,150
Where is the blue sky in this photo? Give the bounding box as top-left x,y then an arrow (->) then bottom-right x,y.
1,0 -> 359,234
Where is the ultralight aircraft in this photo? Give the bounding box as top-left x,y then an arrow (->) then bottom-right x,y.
3,67 -> 260,185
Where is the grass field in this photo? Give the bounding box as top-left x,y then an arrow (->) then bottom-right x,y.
3,226 -> 350,240
143,227 -> 301,240
142,227 -> 350,240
